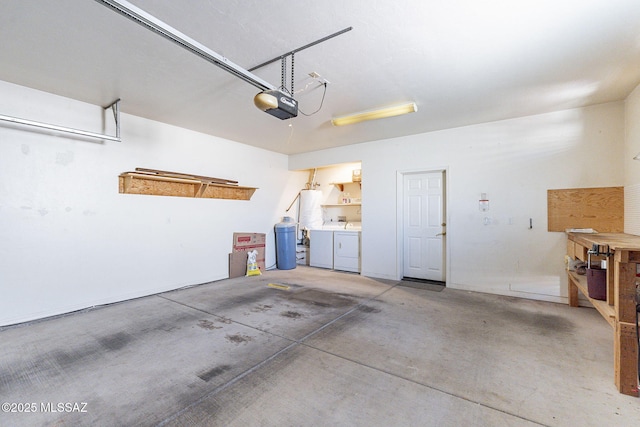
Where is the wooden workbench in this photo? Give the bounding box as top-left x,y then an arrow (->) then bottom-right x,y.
567,232 -> 639,396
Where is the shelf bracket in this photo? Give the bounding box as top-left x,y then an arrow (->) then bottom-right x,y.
106,98 -> 121,141
195,182 -> 209,198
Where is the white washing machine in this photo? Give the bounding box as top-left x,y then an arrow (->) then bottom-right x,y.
309,222 -> 346,269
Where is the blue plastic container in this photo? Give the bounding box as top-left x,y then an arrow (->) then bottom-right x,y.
275,218 -> 297,270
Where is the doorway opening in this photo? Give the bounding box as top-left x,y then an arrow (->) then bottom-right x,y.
293,162 -> 363,273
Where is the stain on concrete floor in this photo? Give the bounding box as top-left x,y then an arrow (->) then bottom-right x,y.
251,304 -> 273,313
498,308 -> 575,335
197,320 -> 222,330
210,288 -> 279,312
98,332 -> 132,351
198,365 -> 232,382
358,305 -> 381,314
280,311 -> 303,319
226,334 -> 252,344
287,289 -> 355,308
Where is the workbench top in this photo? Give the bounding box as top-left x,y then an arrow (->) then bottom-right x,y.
567,232 -> 640,252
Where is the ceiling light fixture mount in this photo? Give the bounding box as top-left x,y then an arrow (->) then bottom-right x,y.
331,102 -> 418,126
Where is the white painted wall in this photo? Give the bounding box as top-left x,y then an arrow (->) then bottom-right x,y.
624,83 -> 640,235
290,102 -> 626,303
0,81 -> 307,326
2,78 -> 632,325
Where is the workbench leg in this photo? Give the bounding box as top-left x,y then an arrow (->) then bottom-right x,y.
613,257 -> 639,396
568,273 -> 579,307
614,321 -> 639,396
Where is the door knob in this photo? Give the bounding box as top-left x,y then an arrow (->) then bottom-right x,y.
436,232 -> 446,236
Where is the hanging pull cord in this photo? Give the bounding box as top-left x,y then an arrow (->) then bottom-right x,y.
298,82 -> 328,116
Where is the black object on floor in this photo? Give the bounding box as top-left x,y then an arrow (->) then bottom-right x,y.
397,278 -> 445,292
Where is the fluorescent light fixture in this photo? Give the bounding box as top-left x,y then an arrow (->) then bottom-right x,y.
331,102 -> 417,126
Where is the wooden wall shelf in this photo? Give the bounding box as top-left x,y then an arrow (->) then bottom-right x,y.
119,172 -> 257,200
331,181 -> 361,191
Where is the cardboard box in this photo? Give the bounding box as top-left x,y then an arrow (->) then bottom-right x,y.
228,252 -> 247,278
229,232 -> 266,278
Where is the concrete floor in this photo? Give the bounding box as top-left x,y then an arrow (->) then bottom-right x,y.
1,266 -> 638,426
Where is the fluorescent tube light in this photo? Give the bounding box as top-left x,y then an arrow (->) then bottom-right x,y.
331,102 -> 417,126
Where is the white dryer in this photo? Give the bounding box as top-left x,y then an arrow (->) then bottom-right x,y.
333,223 -> 361,272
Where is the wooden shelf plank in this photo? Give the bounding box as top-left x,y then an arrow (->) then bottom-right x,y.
568,271 -> 616,328
330,182 -> 361,191
119,172 -> 257,200
134,167 -> 238,185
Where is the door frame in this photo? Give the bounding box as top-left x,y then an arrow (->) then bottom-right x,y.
396,168 -> 450,283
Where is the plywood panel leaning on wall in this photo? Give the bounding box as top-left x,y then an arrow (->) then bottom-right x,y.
547,187 -> 623,232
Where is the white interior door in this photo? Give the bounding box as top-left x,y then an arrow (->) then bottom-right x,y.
403,172 -> 445,281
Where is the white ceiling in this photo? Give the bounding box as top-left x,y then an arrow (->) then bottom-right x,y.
1,0 -> 640,155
